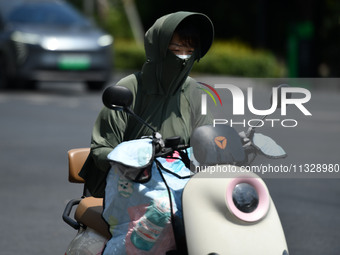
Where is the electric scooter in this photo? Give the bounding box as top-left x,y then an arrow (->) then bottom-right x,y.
63,85 -> 289,255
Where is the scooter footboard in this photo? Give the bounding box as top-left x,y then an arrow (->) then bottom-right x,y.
182,169 -> 288,255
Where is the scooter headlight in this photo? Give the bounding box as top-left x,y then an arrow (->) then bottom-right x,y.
232,183 -> 259,213
226,177 -> 270,222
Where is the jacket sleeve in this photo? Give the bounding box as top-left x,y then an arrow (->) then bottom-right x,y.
90,106 -> 128,173
90,74 -> 138,173
78,106 -> 128,197
78,74 -> 138,197
186,78 -> 214,129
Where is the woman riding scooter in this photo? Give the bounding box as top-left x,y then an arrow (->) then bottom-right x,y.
79,11 -> 215,254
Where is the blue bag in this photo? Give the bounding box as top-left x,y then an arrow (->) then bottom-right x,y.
102,139 -> 191,255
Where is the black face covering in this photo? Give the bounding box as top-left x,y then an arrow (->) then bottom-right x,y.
141,12 -> 213,96
160,49 -> 196,95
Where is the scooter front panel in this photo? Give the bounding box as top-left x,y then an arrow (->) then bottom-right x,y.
182,168 -> 288,255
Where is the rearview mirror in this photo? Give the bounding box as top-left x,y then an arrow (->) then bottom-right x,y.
102,85 -> 133,110
102,85 -> 158,134
252,133 -> 287,158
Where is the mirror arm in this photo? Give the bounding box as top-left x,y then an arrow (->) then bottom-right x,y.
246,85 -> 291,138
125,107 -> 165,150
124,107 -> 163,145
246,114 -> 268,138
124,107 -> 157,134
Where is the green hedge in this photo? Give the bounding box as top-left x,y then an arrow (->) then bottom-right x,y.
114,40 -> 286,77
114,40 -> 145,70
193,41 -> 285,77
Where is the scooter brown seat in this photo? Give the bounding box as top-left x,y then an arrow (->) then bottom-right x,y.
74,196 -> 111,239
68,148 -> 111,239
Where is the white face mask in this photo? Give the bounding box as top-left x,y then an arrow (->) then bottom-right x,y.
176,54 -> 191,60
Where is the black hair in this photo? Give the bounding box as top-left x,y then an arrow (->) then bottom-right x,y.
174,19 -> 201,49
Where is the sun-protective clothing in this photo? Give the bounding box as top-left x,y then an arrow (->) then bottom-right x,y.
79,11 -> 214,197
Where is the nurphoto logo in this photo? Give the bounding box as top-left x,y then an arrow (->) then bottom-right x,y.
199,83 -> 312,128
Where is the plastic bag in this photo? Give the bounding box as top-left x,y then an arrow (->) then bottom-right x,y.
65,227 -> 107,255
103,139 -> 191,255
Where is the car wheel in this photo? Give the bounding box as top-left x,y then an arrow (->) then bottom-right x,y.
24,80 -> 37,90
0,56 -> 9,90
86,81 -> 106,91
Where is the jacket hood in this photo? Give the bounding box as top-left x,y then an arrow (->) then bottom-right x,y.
141,11 -> 214,95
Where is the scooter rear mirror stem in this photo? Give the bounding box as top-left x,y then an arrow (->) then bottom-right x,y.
271,84 -> 291,109
246,84 -> 291,138
124,107 -> 159,136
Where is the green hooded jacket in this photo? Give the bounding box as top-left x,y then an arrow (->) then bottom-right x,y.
79,11 -> 214,197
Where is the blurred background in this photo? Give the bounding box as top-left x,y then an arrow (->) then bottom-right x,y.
0,1 -> 339,255
1,0 -> 339,92
69,0 -> 339,79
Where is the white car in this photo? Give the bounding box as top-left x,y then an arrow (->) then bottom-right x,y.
0,0 -> 113,90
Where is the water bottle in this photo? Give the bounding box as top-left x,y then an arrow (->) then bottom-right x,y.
131,196 -> 171,251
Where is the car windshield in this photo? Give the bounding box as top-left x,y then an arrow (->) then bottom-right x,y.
6,2 -> 91,26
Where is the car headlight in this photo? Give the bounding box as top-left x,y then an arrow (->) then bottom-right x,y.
11,31 -> 41,45
41,37 -> 59,51
226,177 -> 270,222
97,34 -> 113,47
